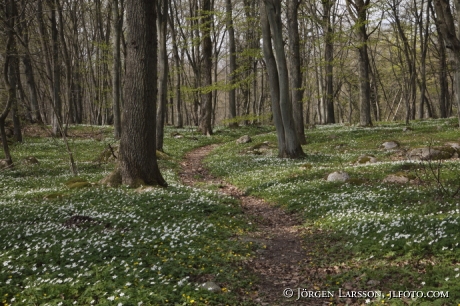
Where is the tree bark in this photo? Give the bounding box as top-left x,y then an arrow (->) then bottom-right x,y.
260,2 -> 286,155
118,0 -> 167,187
263,0 -> 305,158
226,0 -> 238,127
198,0 -> 213,135
287,0 -> 307,144
112,0 -> 122,139
156,0 -> 168,150
323,0 -> 336,124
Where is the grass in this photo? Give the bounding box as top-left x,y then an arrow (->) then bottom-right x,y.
0,124 -> 273,306
205,118 -> 460,305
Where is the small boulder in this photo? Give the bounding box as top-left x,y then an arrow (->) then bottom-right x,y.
201,281 -> 221,292
382,141 -> 399,150
383,172 -> 415,184
236,135 -> 252,144
408,146 -> 455,161
327,171 -> 350,182
356,155 -> 377,164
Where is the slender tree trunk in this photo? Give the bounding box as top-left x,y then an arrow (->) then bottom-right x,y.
117,0 -> 166,187
112,0 -> 122,139
168,13 -> 183,128
156,0 -> 168,150
323,0 -> 336,124
10,50 -> 22,143
287,0 -> 307,144
226,0 -> 238,127
49,0 -> 62,136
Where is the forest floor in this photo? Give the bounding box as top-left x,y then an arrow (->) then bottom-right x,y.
180,145 -> 327,305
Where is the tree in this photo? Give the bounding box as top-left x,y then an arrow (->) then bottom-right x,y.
156,0 -> 168,150
226,0 -> 238,127
346,0 -> 372,126
260,0 -> 305,158
432,0 -> 460,125
112,0 -> 122,139
198,0 -> 213,135
287,0 -> 307,144
114,0 -> 167,187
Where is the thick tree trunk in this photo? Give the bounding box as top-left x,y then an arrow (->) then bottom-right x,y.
156,0 -> 168,150
433,0 -> 460,125
198,0 -> 213,135
287,0 -> 307,144
1,0 -> 17,167
263,0 -> 305,158
226,0 -> 238,127
10,53 -> 22,143
118,0 -> 167,187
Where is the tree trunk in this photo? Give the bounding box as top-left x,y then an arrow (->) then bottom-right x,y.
433,0 -> 460,126
49,0 -> 63,136
117,0 -> 167,187
260,2 -> 286,155
112,0 -> 122,139
156,0 -> 168,151
287,0 -> 307,144
263,0 -> 305,158
1,0 -> 18,167
198,0 -> 213,135
323,0 -> 336,124
168,13 -> 183,128
226,0 -> 238,127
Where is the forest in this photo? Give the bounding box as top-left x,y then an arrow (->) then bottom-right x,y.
2,0 -> 460,305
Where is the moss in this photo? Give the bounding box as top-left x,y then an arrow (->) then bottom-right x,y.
43,192 -> 66,200
64,177 -> 89,186
66,181 -> 92,189
156,150 -> 172,160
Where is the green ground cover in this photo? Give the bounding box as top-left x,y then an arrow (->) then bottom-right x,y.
205,118 -> 460,305
1,125 -> 273,306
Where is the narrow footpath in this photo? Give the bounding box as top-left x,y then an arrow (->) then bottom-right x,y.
179,144 -> 328,305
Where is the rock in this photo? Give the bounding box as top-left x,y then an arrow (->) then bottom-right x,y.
382,141 -> 399,150
327,171 -> 350,182
367,280 -> 380,286
383,172 -> 415,184
445,142 -> 460,151
201,281 -> 221,292
23,156 -> 39,165
408,146 -> 455,161
356,155 -> 377,164
236,135 -> 252,144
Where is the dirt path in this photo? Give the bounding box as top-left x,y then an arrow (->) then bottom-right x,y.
179,145 -> 327,305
